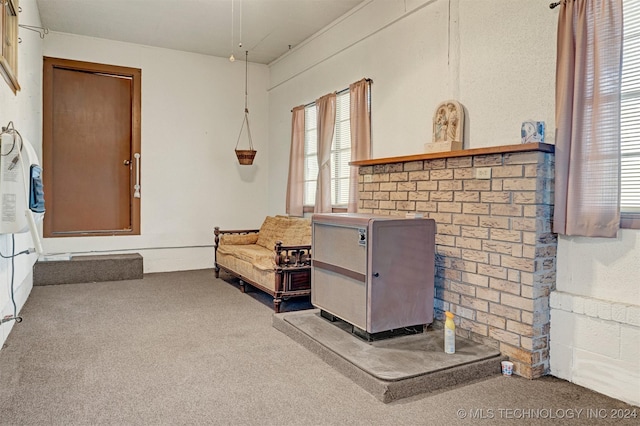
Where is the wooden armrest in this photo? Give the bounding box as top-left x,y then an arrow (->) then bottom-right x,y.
214,227 -> 260,235
274,241 -> 312,268
214,226 -> 260,248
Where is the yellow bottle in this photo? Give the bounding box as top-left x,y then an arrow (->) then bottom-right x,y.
444,311 -> 455,354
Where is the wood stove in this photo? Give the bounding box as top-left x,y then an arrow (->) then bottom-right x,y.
311,213 -> 436,340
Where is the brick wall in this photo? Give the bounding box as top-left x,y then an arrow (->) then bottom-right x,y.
357,148 -> 556,378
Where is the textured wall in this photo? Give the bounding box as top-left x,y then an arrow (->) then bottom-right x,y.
0,0 -> 44,348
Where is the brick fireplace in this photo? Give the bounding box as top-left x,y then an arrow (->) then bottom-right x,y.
352,143 -> 556,378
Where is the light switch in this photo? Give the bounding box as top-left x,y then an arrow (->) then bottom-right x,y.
475,167 -> 492,179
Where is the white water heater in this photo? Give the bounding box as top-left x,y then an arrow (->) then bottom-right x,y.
0,131 -> 45,253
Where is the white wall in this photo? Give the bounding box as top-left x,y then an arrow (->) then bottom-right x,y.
457,0 -> 556,147
0,0 -> 44,347
267,0 -> 639,406
267,0 -> 556,214
43,33 -> 271,272
551,231 -> 640,406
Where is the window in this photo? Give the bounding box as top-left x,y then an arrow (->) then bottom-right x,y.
303,91 -> 352,207
0,0 -> 19,93
622,0 -> 640,225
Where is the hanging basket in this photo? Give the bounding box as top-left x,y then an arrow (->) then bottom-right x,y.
235,106 -> 256,166
234,51 -> 257,166
235,148 -> 257,165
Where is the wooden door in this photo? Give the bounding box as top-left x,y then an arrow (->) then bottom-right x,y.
43,57 -> 141,237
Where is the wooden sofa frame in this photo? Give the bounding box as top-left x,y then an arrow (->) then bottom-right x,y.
214,227 -> 312,313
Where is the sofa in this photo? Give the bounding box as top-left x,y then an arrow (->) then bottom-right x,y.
214,216 -> 312,312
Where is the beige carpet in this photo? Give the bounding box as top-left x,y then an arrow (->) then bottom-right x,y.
0,269 -> 636,425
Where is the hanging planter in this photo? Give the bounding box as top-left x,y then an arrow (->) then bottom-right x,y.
235,147 -> 256,165
234,108 -> 256,165
234,51 -> 256,165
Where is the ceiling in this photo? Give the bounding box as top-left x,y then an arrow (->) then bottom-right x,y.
35,0 -> 364,65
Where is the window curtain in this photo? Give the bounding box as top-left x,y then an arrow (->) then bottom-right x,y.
554,0 -> 624,237
348,79 -> 372,213
314,93 -> 337,213
286,105 -> 305,217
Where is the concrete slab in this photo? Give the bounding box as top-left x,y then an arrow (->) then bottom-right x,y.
273,309 -> 505,403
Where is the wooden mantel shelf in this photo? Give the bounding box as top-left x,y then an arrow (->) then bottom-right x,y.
350,142 -> 555,167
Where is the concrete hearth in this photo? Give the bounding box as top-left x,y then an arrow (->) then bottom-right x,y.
273,309 -> 505,403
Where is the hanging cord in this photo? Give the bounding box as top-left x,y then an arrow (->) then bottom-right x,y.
229,0 -> 235,61
244,50 -> 248,113
0,233 -> 25,325
0,121 -> 21,159
235,51 -> 254,151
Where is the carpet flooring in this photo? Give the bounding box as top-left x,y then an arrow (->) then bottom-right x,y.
0,269 -> 637,425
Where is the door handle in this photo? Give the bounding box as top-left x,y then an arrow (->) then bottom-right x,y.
373,272 -> 380,277
123,159 -> 131,166
133,153 -> 141,198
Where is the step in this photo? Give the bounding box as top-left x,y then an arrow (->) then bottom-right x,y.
33,253 -> 143,286
273,309 -> 506,403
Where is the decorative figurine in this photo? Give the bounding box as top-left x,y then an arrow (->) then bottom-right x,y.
425,100 -> 464,153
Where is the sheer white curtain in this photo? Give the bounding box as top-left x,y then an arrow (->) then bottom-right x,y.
348,79 -> 371,213
314,93 -> 336,213
554,0 -> 624,237
285,105 -> 305,217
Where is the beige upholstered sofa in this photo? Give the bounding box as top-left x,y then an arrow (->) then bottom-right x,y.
214,216 -> 312,312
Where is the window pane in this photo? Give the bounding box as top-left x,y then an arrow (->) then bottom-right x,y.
335,148 -> 350,179
331,178 -> 349,205
305,156 -> 318,179
336,90 -> 349,112
335,120 -> 351,149
331,91 -> 351,205
304,104 -> 318,197
330,177 -> 336,204
305,105 -> 317,128
622,0 -> 640,213
305,129 -> 317,155
621,156 -> 640,212
304,181 -> 316,206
